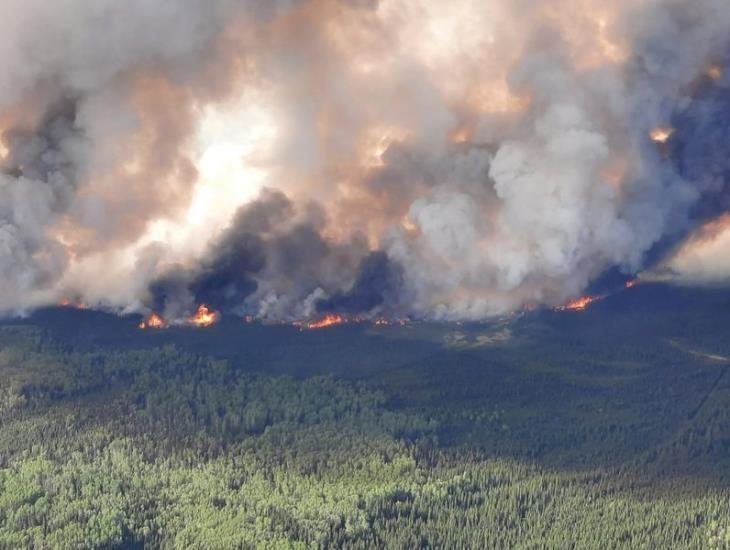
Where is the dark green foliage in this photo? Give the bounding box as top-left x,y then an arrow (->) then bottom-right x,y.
1,287 -> 730,549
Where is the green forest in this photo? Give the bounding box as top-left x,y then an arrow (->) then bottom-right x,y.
2,289 -> 730,548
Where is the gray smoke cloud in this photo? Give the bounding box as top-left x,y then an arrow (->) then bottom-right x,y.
0,0 -> 309,313
1,0 -> 730,321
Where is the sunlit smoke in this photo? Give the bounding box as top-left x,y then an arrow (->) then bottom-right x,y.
2,0 -> 730,321
646,215 -> 730,285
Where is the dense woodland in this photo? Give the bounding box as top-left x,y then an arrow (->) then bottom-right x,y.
2,285 -> 730,548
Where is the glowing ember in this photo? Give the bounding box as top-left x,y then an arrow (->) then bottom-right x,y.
187,304 -> 219,327
555,295 -> 601,312
295,315 -> 407,330
625,279 -> 637,289
139,313 -> 168,329
401,216 -> 420,237
706,64 -> 723,80
299,314 -> 346,330
59,298 -> 88,309
451,127 -> 472,144
650,127 -> 674,143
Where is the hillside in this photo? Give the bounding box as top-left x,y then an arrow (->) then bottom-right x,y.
1,283 -> 730,547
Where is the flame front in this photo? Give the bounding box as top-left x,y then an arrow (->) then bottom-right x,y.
59,298 -> 88,310
139,313 -> 168,329
295,315 -> 408,330
555,295 -> 601,312
298,314 -> 346,330
188,305 -> 219,328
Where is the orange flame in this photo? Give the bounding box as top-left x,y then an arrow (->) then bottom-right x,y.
625,279 -> 637,289
555,295 -> 601,312
451,127 -> 473,144
139,313 -> 168,329
295,315 -> 408,330
59,298 -> 88,310
650,127 -> 674,143
187,304 -> 219,328
298,314 -> 346,330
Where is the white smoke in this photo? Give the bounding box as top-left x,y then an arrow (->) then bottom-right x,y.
1,0 -> 729,320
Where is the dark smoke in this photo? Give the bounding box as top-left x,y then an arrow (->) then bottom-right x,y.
670,76 -> 730,220
637,65 -> 730,271
1,96 -> 82,191
190,233 -> 266,313
0,96 -> 87,311
317,251 -> 403,315
149,188 -> 391,320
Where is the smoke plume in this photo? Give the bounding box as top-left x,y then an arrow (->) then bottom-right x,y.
2,0 -> 730,320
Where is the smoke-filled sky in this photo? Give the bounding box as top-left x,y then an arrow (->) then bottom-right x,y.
2,0 -> 730,321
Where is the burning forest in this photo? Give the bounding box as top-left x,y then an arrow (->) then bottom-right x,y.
294,314 -> 409,330
0,0 -> 730,324
554,295 -> 602,312
139,304 -> 220,330
4,5 -> 730,549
